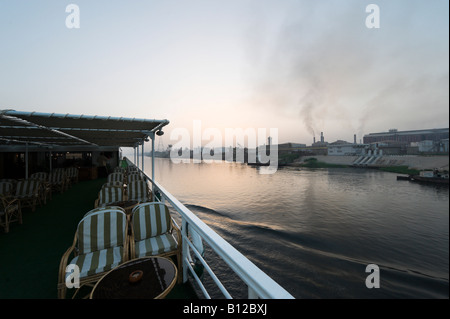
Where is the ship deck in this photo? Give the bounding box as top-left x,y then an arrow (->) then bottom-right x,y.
0,177 -> 197,299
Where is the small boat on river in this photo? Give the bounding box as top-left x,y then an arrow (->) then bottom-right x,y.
410,170 -> 449,185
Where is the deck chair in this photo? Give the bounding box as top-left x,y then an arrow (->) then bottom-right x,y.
0,179 -> 17,194
65,167 -> 79,184
107,172 -> 124,184
127,173 -> 144,184
130,202 -> 181,282
30,172 -> 52,204
14,180 -> 41,211
127,180 -> 152,203
0,196 -> 22,233
113,167 -> 125,174
101,181 -> 124,189
0,181 -> 13,196
94,186 -> 124,208
57,207 -> 129,299
49,170 -> 67,194
127,165 -> 139,173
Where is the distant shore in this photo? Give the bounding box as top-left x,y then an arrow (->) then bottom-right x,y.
288,155 -> 449,171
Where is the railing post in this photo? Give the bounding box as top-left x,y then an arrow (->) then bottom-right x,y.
141,141 -> 144,172
25,142 -> 29,179
136,144 -> 140,167
248,287 -> 258,299
182,218 -> 189,283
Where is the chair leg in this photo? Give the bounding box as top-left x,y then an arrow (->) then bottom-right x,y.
3,214 -> 9,233
18,203 -> 23,224
177,250 -> 182,284
57,284 -> 67,299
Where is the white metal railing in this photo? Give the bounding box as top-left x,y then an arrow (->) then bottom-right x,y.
124,157 -> 294,299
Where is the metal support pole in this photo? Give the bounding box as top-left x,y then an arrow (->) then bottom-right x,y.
141,142 -> 144,173
182,218 -> 188,283
49,150 -> 52,172
137,144 -> 140,167
151,133 -> 155,182
134,146 -> 136,164
25,142 -> 29,179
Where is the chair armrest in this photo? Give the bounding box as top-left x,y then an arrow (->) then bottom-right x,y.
0,195 -> 18,206
58,232 -> 78,284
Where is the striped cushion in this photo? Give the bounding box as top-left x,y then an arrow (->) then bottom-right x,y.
101,181 -> 123,189
127,166 -> 138,173
30,172 -> 48,181
66,246 -> 123,279
97,187 -> 123,206
15,180 -> 39,197
135,233 -> 178,258
107,173 -> 124,183
49,171 -> 65,184
113,167 -> 125,173
83,206 -> 125,218
0,182 -> 12,196
77,210 -> 127,255
132,202 -> 171,240
127,173 -> 143,183
127,180 -> 150,202
65,167 -> 78,177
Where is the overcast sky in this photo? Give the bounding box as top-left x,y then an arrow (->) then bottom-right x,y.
0,0 -> 448,148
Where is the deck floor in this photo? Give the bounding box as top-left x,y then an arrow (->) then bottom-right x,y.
0,177 -> 196,299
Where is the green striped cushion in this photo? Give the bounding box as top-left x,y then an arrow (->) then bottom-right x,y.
30,172 -> 48,181
132,202 -> 171,240
0,182 -> 12,195
77,210 -> 127,255
83,206 -> 125,218
66,246 -> 123,279
97,186 -> 123,206
102,181 -> 123,189
127,166 -> 138,173
127,173 -> 143,183
135,233 -> 178,257
65,167 -> 79,178
107,173 -> 124,183
49,171 -> 65,183
127,180 -> 150,202
15,180 -> 39,197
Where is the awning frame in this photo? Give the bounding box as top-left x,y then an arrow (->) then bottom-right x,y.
0,109 -> 169,151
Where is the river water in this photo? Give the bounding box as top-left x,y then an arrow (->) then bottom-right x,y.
142,157 -> 448,299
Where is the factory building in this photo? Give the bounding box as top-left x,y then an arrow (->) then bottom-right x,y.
363,128 -> 449,144
327,143 -> 367,156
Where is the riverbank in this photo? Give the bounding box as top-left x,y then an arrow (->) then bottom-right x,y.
289,155 -> 449,171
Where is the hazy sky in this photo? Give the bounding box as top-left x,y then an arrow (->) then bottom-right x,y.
0,0 -> 448,149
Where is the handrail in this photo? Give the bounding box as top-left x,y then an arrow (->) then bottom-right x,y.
124,157 -> 294,299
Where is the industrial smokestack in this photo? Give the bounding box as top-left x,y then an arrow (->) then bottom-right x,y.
313,136 -> 316,144
320,132 -> 324,143
354,134 -> 357,144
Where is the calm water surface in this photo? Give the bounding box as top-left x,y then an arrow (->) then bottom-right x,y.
143,157 -> 449,298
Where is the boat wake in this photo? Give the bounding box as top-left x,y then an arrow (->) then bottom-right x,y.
185,203 -> 284,231
183,202 -> 449,298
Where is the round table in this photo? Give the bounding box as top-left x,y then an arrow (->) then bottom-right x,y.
90,257 -> 178,299
108,200 -> 139,214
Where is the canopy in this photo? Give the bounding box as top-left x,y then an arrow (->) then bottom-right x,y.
0,110 -> 169,150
